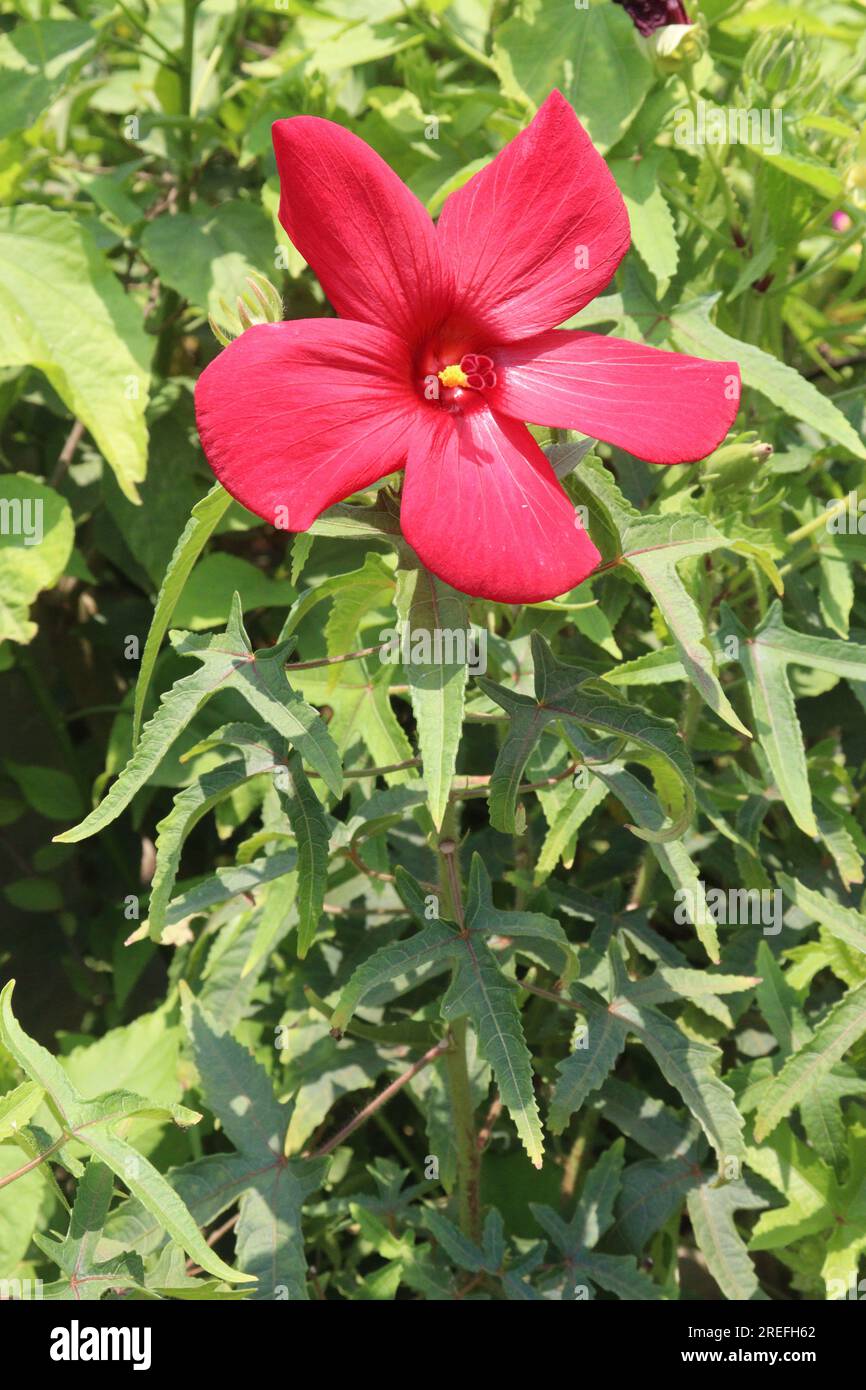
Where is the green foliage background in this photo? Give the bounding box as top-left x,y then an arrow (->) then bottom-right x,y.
1,0 -> 866,1302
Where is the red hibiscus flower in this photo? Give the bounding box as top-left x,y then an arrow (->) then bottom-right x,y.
195,91 -> 740,604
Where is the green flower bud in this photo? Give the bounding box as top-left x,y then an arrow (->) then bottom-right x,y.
208,271 -> 284,347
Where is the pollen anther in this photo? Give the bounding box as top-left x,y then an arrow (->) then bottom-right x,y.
438,363 -> 469,389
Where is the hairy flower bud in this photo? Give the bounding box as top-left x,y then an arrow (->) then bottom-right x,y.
742,29 -> 822,106
208,272 -> 284,347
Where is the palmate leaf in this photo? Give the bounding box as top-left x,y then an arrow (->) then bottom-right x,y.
746,1122 -> 866,1293
34,1159 -> 146,1301
278,752 -> 330,958
612,601 -> 866,841
395,561 -> 470,830
685,1178 -> 767,1302
531,1143 -> 662,1300
133,482 -> 232,746
102,991 -> 327,1300
550,945 -> 744,1164
534,770 -> 608,883
570,454 -> 748,734
777,874 -> 866,956
721,606 -> 817,837
160,851 -> 298,931
553,731 -> 719,961
55,594 -> 341,846
548,989 -> 628,1133
290,660 -> 417,787
331,856 -> 575,1168
492,0 -> 654,153
0,981 -> 251,1285
753,980 -> 866,1141
145,722 -> 328,950
478,632 -> 696,843
280,550 -> 396,645
746,1125 -> 835,1251
670,294 -> 866,460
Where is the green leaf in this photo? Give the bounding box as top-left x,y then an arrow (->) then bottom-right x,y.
466,855 -> 576,986
0,474 -> 74,646
396,562 -> 469,830
442,935 -> 543,1167
613,998 -> 744,1164
746,1126 -> 837,1251
686,1179 -> 765,1301
0,206 -> 152,500
0,980 -> 251,1285
551,946 -> 744,1163
754,940 -> 810,1056
162,851 -> 298,929
277,753 -> 329,958
493,0 -> 653,152
754,981 -> 866,1141
479,632 -> 696,842
671,296 -> 866,460
147,735 -> 278,942
777,875 -> 866,956
532,1144 -> 662,1299
141,202 -> 277,316
548,990 -> 627,1134
56,595 -> 341,843
0,1080 -> 44,1142
330,921 -> 455,1037
34,1160 -> 145,1301
171,552 -> 296,631
722,605 -> 816,836
0,20 -> 96,140
179,988 -> 328,1298
534,773 -> 608,883
569,748 -> 718,960
332,860 -> 556,1167
571,457 -> 748,734
133,482 -> 232,746
610,153 -> 678,292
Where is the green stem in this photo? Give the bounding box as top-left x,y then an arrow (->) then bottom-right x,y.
787,493 -> 854,546
684,71 -> 739,231
178,0 -> 198,211
154,0 -> 198,374
444,1018 -> 480,1241
560,1108 -> 598,1209
436,806 -> 480,1241
114,0 -> 183,67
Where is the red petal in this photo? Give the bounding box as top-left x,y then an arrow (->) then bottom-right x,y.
491,330 -> 741,463
401,406 -> 601,603
272,117 -> 449,345
195,320 -> 418,530
437,91 -> 630,342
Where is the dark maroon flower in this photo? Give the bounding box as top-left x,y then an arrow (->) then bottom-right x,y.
613,0 -> 690,36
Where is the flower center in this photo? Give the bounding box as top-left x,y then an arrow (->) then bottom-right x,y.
438,363 -> 469,389
421,352 -> 497,412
